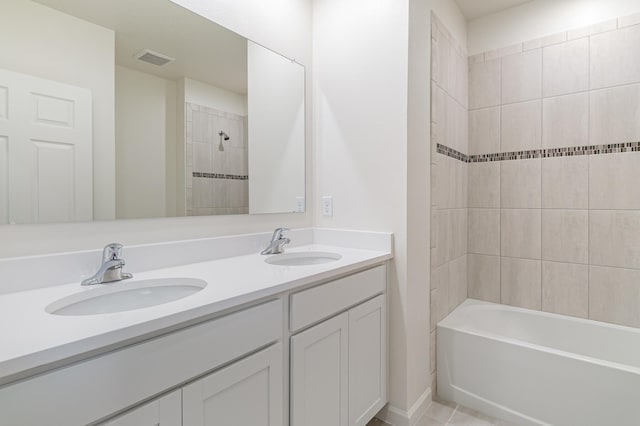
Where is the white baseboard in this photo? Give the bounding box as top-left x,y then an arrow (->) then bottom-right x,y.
376,387 -> 433,426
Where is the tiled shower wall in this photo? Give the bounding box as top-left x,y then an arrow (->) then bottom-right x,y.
429,14 -> 468,390
463,13 -> 640,328
185,103 -> 248,216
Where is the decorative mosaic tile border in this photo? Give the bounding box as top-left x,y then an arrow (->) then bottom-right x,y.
437,142 -> 640,163
193,172 -> 248,180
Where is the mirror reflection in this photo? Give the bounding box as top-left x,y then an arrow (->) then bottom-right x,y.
0,0 -> 305,224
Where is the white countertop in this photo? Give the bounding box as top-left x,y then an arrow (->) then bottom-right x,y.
0,243 -> 391,385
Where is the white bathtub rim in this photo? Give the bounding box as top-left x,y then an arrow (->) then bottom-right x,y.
438,299 -> 640,376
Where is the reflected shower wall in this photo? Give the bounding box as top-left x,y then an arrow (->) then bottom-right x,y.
185,102 -> 248,216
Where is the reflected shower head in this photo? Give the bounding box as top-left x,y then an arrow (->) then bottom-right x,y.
218,131 -> 229,151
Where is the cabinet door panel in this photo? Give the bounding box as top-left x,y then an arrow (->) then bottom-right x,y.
290,312 -> 349,426
183,344 -> 283,426
100,390 -> 181,426
349,295 -> 387,426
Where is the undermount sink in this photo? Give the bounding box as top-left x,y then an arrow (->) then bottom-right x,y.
265,251 -> 342,266
46,278 -> 207,316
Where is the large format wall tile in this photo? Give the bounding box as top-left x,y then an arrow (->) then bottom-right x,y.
450,209 -> 468,260
501,209 -> 541,259
501,49 -> 542,104
449,255 -> 468,311
590,152 -> 640,210
542,156 -> 588,209
468,254 -> 500,303
469,107 -> 500,155
501,159 -> 541,208
542,210 -> 588,264
590,84 -> 640,144
469,59 -> 501,109
468,162 -> 500,208
430,263 -> 450,326
590,210 -> 640,269
542,93 -> 589,149
590,266 -> 640,328
501,257 -> 542,310
542,38 -> 589,97
590,24 -> 640,90
501,100 -> 542,152
542,261 -> 588,318
468,209 -> 501,255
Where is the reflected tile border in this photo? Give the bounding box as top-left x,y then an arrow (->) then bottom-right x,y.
193,172 -> 249,180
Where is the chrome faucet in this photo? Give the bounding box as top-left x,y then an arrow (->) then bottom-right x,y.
261,228 -> 290,255
81,243 -> 133,286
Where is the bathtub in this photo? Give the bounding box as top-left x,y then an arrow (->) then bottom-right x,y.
437,299 -> 640,426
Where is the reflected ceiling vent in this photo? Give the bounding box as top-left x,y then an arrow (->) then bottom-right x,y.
134,49 -> 175,66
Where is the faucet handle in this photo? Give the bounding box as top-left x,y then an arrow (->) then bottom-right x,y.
102,243 -> 124,262
273,228 -> 289,239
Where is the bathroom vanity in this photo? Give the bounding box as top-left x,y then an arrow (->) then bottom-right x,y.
0,229 -> 392,426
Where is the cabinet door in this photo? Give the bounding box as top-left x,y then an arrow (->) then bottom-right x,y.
349,295 -> 387,426
291,312 -> 349,426
182,343 -> 283,426
100,390 -> 181,426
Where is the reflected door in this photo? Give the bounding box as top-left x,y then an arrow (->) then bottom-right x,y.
0,68 -> 92,224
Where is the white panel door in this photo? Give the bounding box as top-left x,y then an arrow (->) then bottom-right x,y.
183,343 -> 284,426
0,68 -> 92,224
291,312 -> 349,426
100,391 -> 181,426
349,295 -> 387,426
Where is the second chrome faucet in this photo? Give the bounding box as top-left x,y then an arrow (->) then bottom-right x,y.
261,228 -> 290,255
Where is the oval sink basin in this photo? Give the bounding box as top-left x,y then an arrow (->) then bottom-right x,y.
46,278 -> 207,316
265,251 -> 342,266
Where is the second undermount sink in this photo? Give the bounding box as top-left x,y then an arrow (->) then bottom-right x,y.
46,278 -> 207,316
265,251 -> 342,266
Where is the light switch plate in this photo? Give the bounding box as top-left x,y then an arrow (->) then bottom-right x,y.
322,196 -> 333,217
295,196 -> 305,213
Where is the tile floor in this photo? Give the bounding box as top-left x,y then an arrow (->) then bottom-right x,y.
367,399 -> 517,426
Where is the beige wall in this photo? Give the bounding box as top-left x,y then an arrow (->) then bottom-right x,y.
0,0 -> 115,221
313,0 -> 466,417
0,0 -> 313,258
115,66 -> 177,219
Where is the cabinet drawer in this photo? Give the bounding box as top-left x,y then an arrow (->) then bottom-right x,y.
0,299 -> 282,426
290,265 -> 386,332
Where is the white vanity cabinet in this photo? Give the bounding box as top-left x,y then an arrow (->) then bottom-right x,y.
101,391 -> 181,426
290,266 -> 387,426
101,344 -> 283,426
183,343 -> 283,426
0,300 -> 283,426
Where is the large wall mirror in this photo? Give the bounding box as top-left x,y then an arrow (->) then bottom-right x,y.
0,0 -> 305,224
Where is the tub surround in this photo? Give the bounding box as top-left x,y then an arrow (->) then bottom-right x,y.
438,299 -> 640,425
0,228 -> 392,387
461,12 -> 640,329
429,13 -> 469,395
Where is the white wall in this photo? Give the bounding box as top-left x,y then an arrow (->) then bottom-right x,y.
115,66 -> 176,219
468,0 -> 640,54
183,78 -> 247,116
312,0 -> 466,417
0,0 -> 313,257
0,0 -> 115,220
248,42 -> 305,214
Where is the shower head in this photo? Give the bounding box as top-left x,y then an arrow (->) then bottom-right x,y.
218,131 -> 229,151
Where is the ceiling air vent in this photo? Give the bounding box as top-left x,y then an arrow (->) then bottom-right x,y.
134,49 -> 175,66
